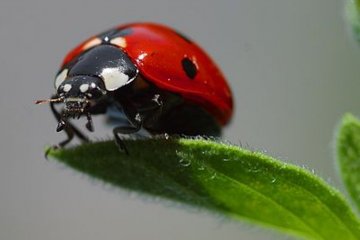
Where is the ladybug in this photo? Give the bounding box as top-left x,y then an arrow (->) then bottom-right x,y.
36,22 -> 233,153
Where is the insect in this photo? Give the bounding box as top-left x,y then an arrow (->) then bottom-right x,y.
36,22 -> 233,153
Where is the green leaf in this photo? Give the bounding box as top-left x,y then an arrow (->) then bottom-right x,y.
346,0 -> 360,43
48,138 -> 360,239
337,113 -> 360,212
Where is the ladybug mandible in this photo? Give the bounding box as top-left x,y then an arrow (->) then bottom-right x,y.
36,22 -> 233,153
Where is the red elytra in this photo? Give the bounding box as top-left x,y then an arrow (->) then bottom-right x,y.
62,22 -> 233,125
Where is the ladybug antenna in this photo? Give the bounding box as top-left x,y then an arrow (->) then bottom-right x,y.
35,96 -> 64,105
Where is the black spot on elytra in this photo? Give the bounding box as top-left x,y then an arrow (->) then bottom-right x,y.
181,57 -> 197,79
98,27 -> 133,42
175,31 -> 192,43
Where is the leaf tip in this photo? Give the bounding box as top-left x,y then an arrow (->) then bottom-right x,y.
44,146 -> 63,160
338,113 -> 360,138
341,113 -> 359,125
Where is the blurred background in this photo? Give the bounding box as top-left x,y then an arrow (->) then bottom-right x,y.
1,0 -> 360,239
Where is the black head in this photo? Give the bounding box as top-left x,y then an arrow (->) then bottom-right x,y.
56,75 -> 106,117
53,44 -> 138,116
36,44 -> 139,131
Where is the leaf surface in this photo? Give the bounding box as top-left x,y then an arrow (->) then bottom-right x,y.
49,138 -> 360,239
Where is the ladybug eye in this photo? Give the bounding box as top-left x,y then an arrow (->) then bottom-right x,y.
55,69 -> 68,89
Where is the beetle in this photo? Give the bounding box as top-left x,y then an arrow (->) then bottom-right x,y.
36,22 -> 233,153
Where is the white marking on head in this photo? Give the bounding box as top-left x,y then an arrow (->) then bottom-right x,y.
55,69 -> 68,89
82,38 -> 102,51
110,37 -> 127,48
80,84 -> 89,93
63,84 -> 72,92
100,67 -> 130,91
104,36 -> 110,42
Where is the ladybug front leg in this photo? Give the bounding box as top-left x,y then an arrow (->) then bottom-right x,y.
49,95 -> 89,147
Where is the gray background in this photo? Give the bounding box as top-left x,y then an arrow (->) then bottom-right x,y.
1,0 -> 360,239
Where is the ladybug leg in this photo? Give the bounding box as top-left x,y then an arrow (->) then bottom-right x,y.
113,125 -> 141,155
136,93 -> 166,132
111,93 -> 165,154
49,95 -> 89,147
112,100 -> 143,154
